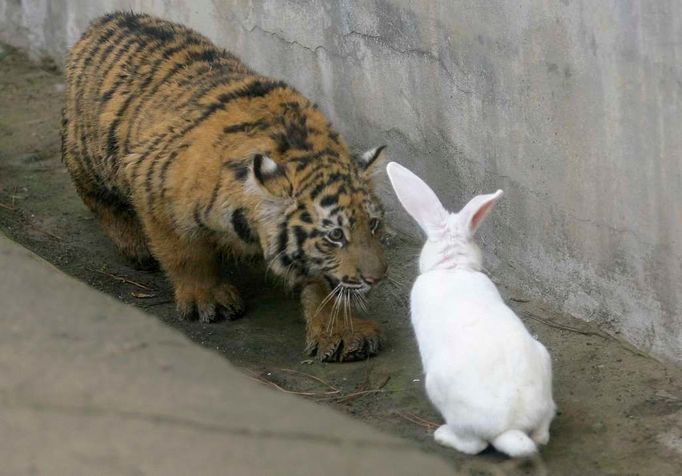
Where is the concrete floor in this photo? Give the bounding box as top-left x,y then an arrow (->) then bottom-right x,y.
1,44 -> 681,475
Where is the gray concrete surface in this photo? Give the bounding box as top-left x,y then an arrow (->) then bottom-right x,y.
0,1 -> 679,365
0,233 -> 454,476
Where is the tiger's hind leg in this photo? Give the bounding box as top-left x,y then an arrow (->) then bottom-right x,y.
62,113 -> 157,270
81,190 -> 158,270
68,170 -> 156,269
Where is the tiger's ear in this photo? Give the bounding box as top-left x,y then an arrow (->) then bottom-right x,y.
355,145 -> 387,173
253,154 -> 292,198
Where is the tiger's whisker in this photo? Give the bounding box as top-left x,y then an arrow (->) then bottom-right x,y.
328,287 -> 344,334
314,283 -> 341,319
343,288 -> 351,330
324,287 -> 341,334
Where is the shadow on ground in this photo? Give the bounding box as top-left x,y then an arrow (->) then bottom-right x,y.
1,44 -> 680,475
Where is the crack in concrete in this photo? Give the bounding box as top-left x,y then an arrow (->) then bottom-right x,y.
243,23 -> 358,62
342,30 -> 473,95
239,20 -> 472,94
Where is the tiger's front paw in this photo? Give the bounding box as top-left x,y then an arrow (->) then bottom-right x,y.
306,317 -> 382,362
175,281 -> 245,323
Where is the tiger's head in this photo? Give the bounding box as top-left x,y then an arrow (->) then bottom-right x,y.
249,124 -> 388,294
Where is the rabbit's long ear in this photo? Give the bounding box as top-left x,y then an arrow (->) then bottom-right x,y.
459,190 -> 503,236
386,162 -> 448,236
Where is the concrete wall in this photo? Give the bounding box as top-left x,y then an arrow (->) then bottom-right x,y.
1,0 -> 680,364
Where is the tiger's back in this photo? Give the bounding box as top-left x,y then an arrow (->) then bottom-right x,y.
63,12 -> 252,195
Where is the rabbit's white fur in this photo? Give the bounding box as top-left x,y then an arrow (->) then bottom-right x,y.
386,162 -> 555,458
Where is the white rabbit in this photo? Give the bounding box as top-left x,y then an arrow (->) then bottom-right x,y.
386,162 -> 555,458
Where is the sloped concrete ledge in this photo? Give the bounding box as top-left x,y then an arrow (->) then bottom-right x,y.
0,234 -> 454,475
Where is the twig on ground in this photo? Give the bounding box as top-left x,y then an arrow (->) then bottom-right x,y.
376,375 -> 391,389
244,368 -> 391,402
317,375 -> 390,403
245,369 -> 340,397
523,312 -> 604,338
395,411 -> 439,431
523,311 -> 655,360
0,202 -> 17,211
403,411 -> 438,428
278,368 -> 340,392
19,118 -> 46,126
87,267 -> 155,291
131,291 -> 157,299
326,387 -> 386,403
31,225 -> 63,241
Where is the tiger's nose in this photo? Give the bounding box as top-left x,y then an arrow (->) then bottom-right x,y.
361,264 -> 388,286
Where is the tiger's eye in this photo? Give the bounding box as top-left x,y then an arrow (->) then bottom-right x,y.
328,228 -> 344,242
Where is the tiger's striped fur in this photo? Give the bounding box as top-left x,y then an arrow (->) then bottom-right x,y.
62,12 -> 388,361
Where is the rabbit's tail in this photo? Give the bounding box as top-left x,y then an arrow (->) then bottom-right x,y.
491,430 -> 537,458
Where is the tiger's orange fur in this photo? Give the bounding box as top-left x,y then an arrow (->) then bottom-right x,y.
62,12 -> 388,361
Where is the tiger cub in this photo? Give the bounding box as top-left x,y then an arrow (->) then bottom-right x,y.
62,12 -> 388,361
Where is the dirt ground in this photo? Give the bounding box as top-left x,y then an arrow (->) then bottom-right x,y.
1,44 -> 681,475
